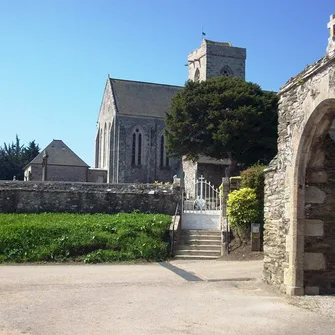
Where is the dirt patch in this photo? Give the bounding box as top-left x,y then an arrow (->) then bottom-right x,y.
219,238 -> 263,261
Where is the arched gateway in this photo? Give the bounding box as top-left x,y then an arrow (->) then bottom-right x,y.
264,15 -> 335,295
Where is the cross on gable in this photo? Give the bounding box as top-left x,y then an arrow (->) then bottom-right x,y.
327,14 -> 335,39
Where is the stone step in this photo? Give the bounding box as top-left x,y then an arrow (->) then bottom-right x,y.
174,255 -> 219,260
179,239 -> 221,246
180,235 -> 221,241
178,244 -> 221,251
175,249 -> 221,257
181,230 -> 221,236
176,230 -> 222,259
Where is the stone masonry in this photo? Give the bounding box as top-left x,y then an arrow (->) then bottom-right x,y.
264,15 -> 335,295
0,181 -> 180,215
188,39 -> 246,82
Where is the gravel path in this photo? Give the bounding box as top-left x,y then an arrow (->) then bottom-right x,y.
0,261 -> 335,335
287,295 -> 335,319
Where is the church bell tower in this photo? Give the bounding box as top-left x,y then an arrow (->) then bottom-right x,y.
188,39 -> 246,82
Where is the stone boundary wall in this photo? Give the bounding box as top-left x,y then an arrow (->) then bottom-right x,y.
0,181 -> 180,215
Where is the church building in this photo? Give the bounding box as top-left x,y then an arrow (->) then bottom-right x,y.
95,39 -> 246,185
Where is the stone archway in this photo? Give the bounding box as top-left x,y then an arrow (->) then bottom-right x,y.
290,99 -> 335,295
264,16 -> 335,295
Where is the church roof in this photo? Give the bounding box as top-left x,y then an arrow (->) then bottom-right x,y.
27,140 -> 89,167
109,78 -> 182,118
204,39 -> 232,47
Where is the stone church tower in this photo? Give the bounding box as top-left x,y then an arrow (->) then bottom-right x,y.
188,39 -> 246,82
183,39 -> 247,196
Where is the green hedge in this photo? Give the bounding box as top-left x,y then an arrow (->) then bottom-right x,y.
0,213 -> 171,263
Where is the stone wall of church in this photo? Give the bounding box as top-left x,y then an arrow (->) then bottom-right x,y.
96,79 -> 116,171
0,181 -> 180,215
116,116 -> 180,184
188,42 -> 207,82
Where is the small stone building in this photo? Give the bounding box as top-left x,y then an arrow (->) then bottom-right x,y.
24,139 -> 107,183
263,15 -> 335,295
95,39 -> 246,185
183,156 -> 231,198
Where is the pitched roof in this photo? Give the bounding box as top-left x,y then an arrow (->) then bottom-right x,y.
28,140 -> 89,167
109,78 -> 182,118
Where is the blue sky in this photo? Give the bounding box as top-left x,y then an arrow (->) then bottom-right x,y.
0,0 -> 333,166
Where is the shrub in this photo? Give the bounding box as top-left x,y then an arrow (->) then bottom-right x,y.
240,164 -> 265,223
240,164 -> 265,201
227,188 -> 258,238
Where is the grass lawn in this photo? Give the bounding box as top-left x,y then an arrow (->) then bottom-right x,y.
0,213 -> 172,263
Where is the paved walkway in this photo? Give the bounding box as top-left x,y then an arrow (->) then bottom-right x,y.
0,260 -> 334,335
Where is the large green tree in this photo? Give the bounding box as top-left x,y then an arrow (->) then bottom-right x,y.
165,76 -> 278,167
0,136 -> 40,180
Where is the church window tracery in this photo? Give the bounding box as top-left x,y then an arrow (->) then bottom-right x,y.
95,127 -> 100,168
100,127 -> 103,168
220,66 -> 233,77
103,123 -> 107,167
132,127 -> 143,166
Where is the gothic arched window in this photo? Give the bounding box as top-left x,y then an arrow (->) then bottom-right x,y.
95,127 -> 100,168
160,135 -> 169,167
103,123 -> 107,167
220,66 -> 233,77
132,127 -> 143,166
100,127 -> 103,168
194,68 -> 200,82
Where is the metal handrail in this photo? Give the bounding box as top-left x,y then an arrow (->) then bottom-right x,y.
170,201 -> 180,256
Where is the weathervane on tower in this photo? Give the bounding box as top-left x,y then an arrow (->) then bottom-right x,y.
201,25 -> 206,40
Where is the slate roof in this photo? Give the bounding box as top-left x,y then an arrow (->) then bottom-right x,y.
110,78 -> 182,118
27,140 -> 89,167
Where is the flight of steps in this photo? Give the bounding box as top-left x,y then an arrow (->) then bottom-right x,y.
175,230 -> 222,260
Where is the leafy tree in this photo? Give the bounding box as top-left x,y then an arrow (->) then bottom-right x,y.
165,76 -> 278,167
0,136 -> 40,180
23,140 -> 40,163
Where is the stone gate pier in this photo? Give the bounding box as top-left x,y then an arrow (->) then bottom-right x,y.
264,15 -> 335,295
